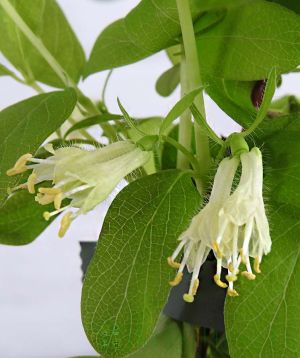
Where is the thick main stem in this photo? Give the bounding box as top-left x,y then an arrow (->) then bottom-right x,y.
176,0 -> 211,192
177,56 -> 193,169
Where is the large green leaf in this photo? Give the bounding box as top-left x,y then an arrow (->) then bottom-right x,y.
225,203 -> 300,357
0,191 -> 53,245
0,0 -> 85,87
0,89 -> 77,203
84,0 -> 248,77
81,170 -> 201,357
197,1 -> 300,80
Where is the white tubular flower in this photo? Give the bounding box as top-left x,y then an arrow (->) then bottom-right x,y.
167,156 -> 239,303
215,147 -> 271,297
7,141 -> 150,237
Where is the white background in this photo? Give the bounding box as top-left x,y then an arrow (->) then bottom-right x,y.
0,0 -> 299,357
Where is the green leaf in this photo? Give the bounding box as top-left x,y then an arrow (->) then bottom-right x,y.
0,191 -> 53,245
197,1 -> 300,80
81,170 -> 201,357
155,65 -> 180,97
84,0 -> 248,76
0,89 -> 77,203
160,88 -> 203,134
225,203 -> 300,358
129,316 -> 182,357
205,77 -> 256,128
0,0 -> 85,87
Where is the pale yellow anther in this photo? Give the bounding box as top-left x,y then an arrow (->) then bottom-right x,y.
167,257 -> 181,269
226,274 -> 238,282
169,272 -> 183,287
38,187 -> 61,195
58,212 -> 73,238
212,241 -> 222,258
241,271 -> 256,280
27,173 -> 37,194
43,212 -> 51,221
6,154 -> 32,176
192,279 -> 199,296
228,262 -> 235,273
214,274 -> 228,288
35,193 -> 55,205
54,192 -> 63,210
227,288 -> 239,297
183,293 -> 194,303
254,257 -> 261,273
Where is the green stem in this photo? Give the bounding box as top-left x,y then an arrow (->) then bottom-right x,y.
177,55 -> 193,170
162,135 -> 201,173
176,0 -> 211,193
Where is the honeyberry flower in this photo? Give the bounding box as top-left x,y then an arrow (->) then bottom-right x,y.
214,147 -> 271,296
7,141 -> 150,237
168,156 -> 239,303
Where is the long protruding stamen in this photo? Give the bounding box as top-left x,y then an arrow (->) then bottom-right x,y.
43,206 -> 70,221
167,257 -> 181,269
240,218 -> 256,280
214,258 -> 228,288
167,238 -> 188,269
183,243 -> 205,302
226,260 -> 238,283
169,241 -> 193,288
169,272 -> 183,286
227,278 -> 239,297
212,241 -> 223,259
7,183 -> 27,194
178,241 -> 193,274
172,238 -> 188,261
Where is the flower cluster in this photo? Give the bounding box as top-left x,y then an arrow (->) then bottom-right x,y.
168,147 -> 271,302
7,141 -> 150,237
